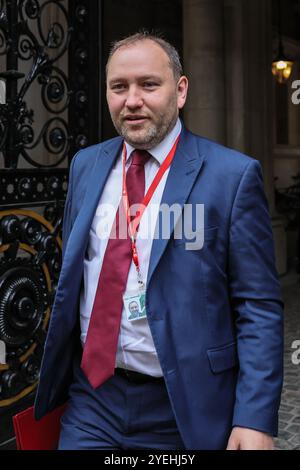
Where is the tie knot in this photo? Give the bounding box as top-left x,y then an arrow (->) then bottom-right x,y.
131,149 -> 151,167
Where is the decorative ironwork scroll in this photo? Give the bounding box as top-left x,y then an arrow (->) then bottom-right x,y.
0,0 -> 72,169
0,208 -> 62,406
0,0 -> 101,439
0,0 -> 71,412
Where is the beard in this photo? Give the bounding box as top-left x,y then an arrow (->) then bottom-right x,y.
111,100 -> 178,150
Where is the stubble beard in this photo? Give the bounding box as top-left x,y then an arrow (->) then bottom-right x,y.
112,105 -> 178,150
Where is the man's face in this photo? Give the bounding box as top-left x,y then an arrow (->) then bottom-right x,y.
129,302 -> 139,314
106,39 -> 188,149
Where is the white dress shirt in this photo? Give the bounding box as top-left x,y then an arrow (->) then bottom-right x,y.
80,118 -> 182,377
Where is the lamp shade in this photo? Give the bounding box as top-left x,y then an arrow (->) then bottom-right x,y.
272,58 -> 293,84
272,34 -> 294,84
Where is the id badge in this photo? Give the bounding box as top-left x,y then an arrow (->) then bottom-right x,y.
123,289 -> 147,322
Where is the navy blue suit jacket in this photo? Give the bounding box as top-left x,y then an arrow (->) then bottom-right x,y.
34,126 -> 284,449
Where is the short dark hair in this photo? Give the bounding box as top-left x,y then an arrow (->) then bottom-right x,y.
106,31 -> 183,81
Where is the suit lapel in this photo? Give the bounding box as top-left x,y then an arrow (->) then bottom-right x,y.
147,128 -> 205,286
71,137 -> 123,250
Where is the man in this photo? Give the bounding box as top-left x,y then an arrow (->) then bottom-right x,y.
34,32 -> 284,450
128,301 -> 140,320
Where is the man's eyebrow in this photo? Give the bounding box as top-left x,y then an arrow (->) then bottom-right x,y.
138,75 -> 162,81
108,75 -> 162,84
108,77 -> 125,85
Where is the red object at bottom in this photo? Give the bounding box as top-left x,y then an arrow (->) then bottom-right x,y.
13,403 -> 67,450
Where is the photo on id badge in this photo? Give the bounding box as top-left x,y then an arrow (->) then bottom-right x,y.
124,291 -> 147,322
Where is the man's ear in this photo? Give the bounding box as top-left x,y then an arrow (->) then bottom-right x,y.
177,76 -> 188,110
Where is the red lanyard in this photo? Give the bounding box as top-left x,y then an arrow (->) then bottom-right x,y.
122,135 -> 180,279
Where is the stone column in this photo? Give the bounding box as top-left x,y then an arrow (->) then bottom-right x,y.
183,0 -> 287,274
183,0 -> 276,203
223,0 -> 245,153
183,0 -> 227,145
225,0 -> 286,273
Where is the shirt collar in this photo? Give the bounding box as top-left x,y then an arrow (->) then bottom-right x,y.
124,118 -> 182,165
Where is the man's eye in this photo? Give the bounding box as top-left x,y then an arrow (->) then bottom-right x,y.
111,84 -> 126,90
143,82 -> 158,88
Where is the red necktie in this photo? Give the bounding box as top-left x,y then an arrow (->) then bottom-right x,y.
81,149 -> 151,389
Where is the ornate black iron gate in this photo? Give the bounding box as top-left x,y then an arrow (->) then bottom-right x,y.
0,0 -> 100,447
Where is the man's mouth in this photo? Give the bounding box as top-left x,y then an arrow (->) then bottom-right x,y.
123,116 -> 148,125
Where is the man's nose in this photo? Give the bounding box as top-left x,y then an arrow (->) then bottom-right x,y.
125,86 -> 143,108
